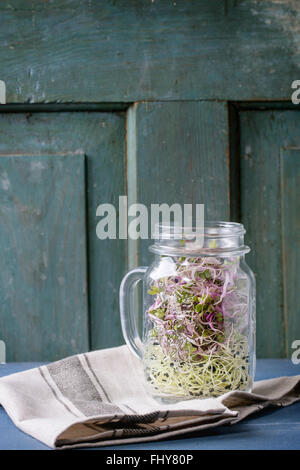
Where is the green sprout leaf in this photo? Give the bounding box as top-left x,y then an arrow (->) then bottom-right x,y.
148,286 -> 161,295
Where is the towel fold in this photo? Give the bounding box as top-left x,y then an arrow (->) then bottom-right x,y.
0,345 -> 299,449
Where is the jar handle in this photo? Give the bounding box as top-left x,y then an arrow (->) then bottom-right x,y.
119,267 -> 147,359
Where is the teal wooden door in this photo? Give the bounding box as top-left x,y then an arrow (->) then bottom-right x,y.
0,1 -> 299,360
238,109 -> 300,358
1,107 -> 299,361
0,110 -> 126,360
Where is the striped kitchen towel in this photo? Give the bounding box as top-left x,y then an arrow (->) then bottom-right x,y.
0,345 -> 299,449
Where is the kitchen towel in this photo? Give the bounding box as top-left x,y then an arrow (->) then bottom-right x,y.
0,345 -> 299,449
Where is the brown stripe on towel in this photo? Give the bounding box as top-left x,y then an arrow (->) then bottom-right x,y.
83,353 -> 111,402
46,356 -> 121,417
38,367 -> 80,418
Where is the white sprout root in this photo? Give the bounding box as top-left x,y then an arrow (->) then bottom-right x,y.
143,335 -> 250,399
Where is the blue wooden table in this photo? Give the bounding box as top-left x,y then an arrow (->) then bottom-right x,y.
0,360 -> 300,450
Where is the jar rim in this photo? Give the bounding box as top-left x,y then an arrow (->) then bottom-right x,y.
153,221 -> 246,239
149,221 -> 250,257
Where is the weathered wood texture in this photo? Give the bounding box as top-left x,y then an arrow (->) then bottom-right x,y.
239,110 -> 300,358
127,101 -> 230,267
0,112 -> 126,359
0,0 -> 299,102
0,153 -> 88,361
280,148 -> 300,355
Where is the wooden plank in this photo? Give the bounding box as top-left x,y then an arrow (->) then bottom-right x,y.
0,1 -> 299,102
239,110 -> 300,358
280,148 -> 300,355
0,153 -> 88,361
127,101 -> 230,267
86,115 -> 126,351
229,103 -> 241,222
0,111 -> 126,356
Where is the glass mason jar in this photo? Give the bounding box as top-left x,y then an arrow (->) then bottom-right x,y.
120,222 -> 256,402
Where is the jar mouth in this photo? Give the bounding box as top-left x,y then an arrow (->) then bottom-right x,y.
153,221 -> 245,239
150,221 -> 250,257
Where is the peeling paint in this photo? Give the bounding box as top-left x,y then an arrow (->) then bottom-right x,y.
58,276 -> 65,286
30,160 -> 46,171
1,171 -> 10,191
43,252 -> 48,268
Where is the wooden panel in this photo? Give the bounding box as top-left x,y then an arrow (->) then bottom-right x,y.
280,148 -> 300,353
239,111 -> 300,358
0,112 -> 126,357
0,154 -> 88,361
86,116 -> 126,351
127,101 -> 230,267
0,1 -> 299,102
